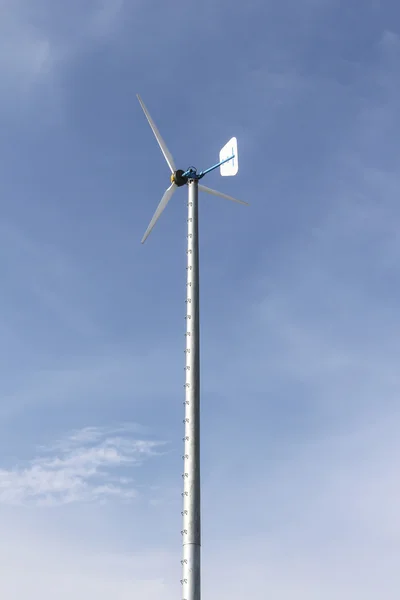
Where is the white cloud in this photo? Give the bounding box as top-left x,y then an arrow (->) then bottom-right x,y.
0,0 -> 125,98
89,0 -> 126,39
0,425 -> 164,506
0,517 -> 177,600
0,220 -> 100,337
197,405 -> 400,599
0,1 -> 56,90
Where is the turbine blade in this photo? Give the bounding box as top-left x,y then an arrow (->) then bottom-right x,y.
137,94 -> 176,174
198,184 -> 248,206
141,183 -> 177,244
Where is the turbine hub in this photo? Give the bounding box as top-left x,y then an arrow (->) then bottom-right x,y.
171,169 -> 188,187
171,167 -> 198,187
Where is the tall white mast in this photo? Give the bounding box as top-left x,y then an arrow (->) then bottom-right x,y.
181,179 -> 201,600
137,95 -> 246,600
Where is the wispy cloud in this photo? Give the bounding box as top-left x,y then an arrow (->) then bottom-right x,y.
0,0 -> 125,101
0,1 -> 53,84
0,425 -> 163,507
0,220 -> 99,339
88,0 -> 126,39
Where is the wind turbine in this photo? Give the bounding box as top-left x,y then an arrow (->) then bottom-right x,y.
137,94 -> 247,600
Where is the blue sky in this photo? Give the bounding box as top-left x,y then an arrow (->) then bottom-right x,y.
1,0 -> 400,597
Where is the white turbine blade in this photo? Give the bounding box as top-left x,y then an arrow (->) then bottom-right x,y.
141,183 -> 177,244
198,184 -> 248,206
137,94 -> 176,174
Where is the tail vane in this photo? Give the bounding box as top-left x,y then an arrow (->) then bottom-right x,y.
219,137 -> 238,176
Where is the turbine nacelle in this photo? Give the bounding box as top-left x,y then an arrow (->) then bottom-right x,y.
171,167 -> 207,186
171,169 -> 191,187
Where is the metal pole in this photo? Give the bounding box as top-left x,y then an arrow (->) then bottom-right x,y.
181,178 -> 201,600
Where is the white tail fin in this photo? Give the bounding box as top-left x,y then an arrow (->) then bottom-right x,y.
137,95 -> 176,174
141,183 -> 177,243
198,184 -> 248,205
219,137 -> 238,176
